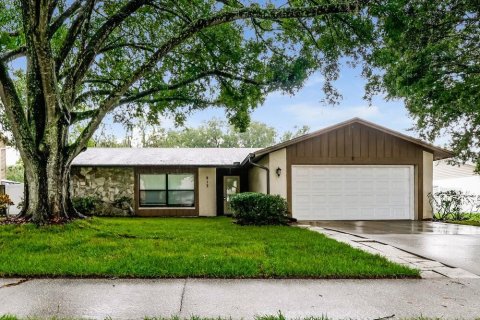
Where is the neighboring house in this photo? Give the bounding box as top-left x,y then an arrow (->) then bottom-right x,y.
432,161 -> 480,213
0,136 -> 23,215
433,160 -> 480,195
71,118 -> 453,221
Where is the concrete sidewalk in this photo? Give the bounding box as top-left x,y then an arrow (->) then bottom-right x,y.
1,278 -> 480,319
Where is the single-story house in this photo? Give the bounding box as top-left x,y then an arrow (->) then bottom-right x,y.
71,118 -> 453,220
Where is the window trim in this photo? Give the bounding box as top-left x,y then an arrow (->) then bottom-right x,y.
139,173 -> 195,208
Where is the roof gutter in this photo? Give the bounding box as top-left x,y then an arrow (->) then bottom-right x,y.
248,154 -> 270,195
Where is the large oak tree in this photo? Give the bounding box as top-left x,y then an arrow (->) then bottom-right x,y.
366,0 -> 480,169
0,0 -> 373,224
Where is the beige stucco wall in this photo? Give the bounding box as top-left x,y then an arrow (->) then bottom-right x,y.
0,139 -> 6,181
248,148 -> 287,198
198,167 -> 217,216
269,148 -> 287,198
248,155 -> 269,193
422,151 -> 434,219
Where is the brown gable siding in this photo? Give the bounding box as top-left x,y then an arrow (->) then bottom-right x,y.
286,122 -> 429,219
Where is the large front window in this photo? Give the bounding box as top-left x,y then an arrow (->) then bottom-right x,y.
139,173 -> 195,207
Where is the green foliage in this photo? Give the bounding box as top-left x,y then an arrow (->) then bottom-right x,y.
280,125 -> 311,142
1,0 -> 373,147
6,159 -> 23,182
366,0 -> 480,169
450,213 -> 480,227
0,194 -> 14,215
144,119 -> 275,148
71,196 -> 101,215
112,196 -> 133,207
123,119 -> 309,148
0,217 -> 418,278
428,190 -> 479,221
229,192 -> 289,226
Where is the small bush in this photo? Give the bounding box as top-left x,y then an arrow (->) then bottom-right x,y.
0,194 -> 14,216
428,190 -> 479,221
229,192 -> 289,226
72,196 -> 101,215
113,196 -> 133,208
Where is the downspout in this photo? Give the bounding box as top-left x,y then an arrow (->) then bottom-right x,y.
248,154 -> 270,195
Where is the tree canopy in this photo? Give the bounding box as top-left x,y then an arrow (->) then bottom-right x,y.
0,0 -> 374,223
366,0 -> 480,169
93,119 -> 310,148
1,0 -> 479,224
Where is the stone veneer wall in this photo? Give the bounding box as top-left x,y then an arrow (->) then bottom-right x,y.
71,166 -> 134,203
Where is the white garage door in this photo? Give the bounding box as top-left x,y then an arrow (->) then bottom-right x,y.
292,165 -> 414,220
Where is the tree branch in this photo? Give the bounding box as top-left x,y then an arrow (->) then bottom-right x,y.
0,46 -> 27,62
70,109 -> 99,123
98,42 -> 155,54
64,0 -> 152,102
0,62 -> 35,158
74,89 -> 112,104
55,0 -> 96,74
49,0 -> 85,37
74,69 -> 262,105
70,1 -> 368,158
119,70 -> 263,104
118,96 -> 219,107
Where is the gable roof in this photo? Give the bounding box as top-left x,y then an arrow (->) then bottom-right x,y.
72,118 -> 453,167
72,148 -> 260,167
248,118 -> 453,163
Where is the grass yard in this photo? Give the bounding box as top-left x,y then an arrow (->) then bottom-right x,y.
447,213 -> 480,227
0,217 -> 418,278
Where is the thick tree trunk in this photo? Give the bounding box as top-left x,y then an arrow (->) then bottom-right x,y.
17,121 -> 85,225
21,155 -> 83,224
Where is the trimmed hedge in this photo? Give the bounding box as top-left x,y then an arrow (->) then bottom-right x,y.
229,192 -> 289,226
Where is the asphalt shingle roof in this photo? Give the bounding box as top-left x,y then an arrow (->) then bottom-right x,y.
72,148 -> 259,166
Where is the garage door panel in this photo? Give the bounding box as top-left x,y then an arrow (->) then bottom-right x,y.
311,180 -> 326,190
292,165 -> 414,220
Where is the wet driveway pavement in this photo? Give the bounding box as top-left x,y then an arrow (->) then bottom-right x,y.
305,221 -> 480,276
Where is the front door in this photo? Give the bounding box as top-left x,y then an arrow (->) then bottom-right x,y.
223,176 -> 240,214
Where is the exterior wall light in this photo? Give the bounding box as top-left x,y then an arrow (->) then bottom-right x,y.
275,167 -> 282,177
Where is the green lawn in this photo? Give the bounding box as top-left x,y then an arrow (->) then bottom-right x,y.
0,217 -> 418,278
447,213 -> 480,227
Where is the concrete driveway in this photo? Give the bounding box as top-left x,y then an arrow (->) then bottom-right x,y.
306,221 -> 480,276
